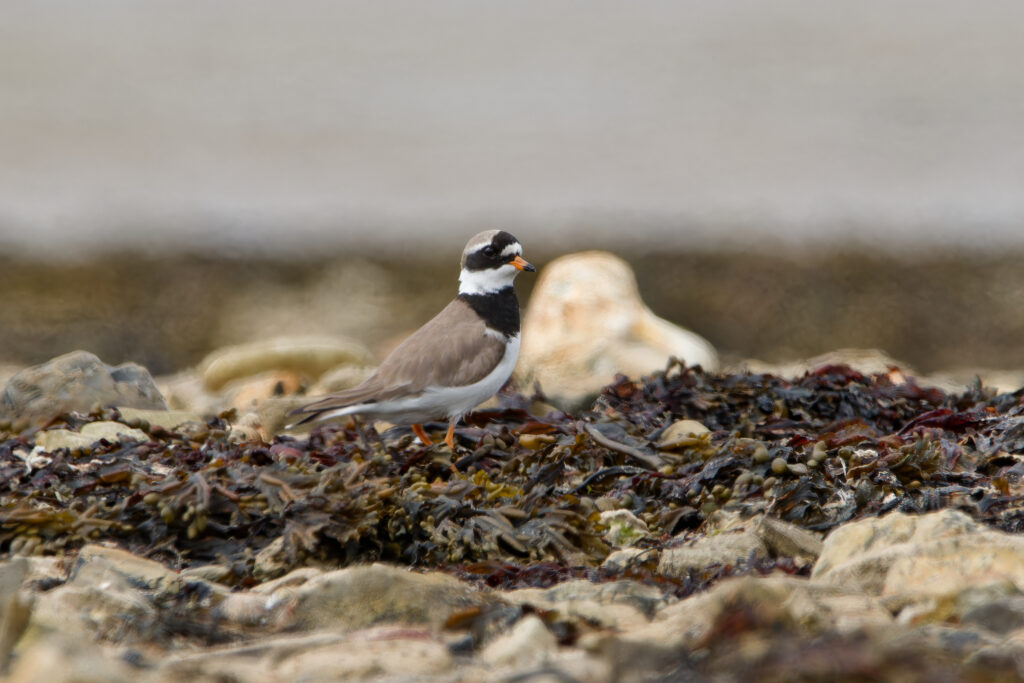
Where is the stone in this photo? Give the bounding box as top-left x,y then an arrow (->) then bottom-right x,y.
811,509 -> 1024,598
157,632 -> 347,682
154,369 -> 222,416
252,536 -> 290,580
30,565 -> 157,644
275,628 -> 454,681
34,422 -> 149,452
115,407 -> 203,431
177,564 -> 233,585
518,252 -> 718,409
480,615 -> 558,668
251,567 -> 323,595
602,547 -> 659,573
955,583 -> 1024,635
505,579 -> 662,629
278,563 -> 492,632
0,559 -> 30,674
7,634 -> 135,683
599,509 -> 650,547
243,397 -> 319,439
620,576 -> 892,652
0,351 -> 165,424
736,348 -> 912,380
753,515 -> 824,560
309,363 -> 376,395
212,592 -> 276,627
657,530 -> 767,577
224,370 -> 304,411
200,336 -> 376,392
71,545 -> 179,593
656,419 -> 711,449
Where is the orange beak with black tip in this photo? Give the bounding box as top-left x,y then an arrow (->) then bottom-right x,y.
511,255 -> 536,272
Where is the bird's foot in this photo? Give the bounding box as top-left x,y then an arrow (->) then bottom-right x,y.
411,423 -> 433,446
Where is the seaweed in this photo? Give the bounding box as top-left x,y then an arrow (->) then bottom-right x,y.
2,360 -> 1024,590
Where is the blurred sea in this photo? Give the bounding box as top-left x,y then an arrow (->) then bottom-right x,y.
2,1 -> 1023,376
2,0 -> 1024,257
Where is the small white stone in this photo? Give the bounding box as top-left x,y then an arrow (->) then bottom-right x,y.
481,615 -> 558,668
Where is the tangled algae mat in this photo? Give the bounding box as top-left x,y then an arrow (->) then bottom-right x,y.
3,360 -> 1024,597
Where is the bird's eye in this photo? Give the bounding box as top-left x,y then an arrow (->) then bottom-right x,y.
482,246 -> 496,257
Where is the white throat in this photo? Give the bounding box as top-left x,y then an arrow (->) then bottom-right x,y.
458,264 -> 519,295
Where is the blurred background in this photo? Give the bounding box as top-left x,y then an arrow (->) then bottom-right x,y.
3,0 -> 1024,380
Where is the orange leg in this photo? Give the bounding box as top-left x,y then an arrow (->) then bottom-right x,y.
411,423 -> 433,446
444,421 -> 456,450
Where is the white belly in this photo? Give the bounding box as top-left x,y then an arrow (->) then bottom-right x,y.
322,335 -> 520,425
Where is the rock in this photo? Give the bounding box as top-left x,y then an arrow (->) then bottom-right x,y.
177,564 -> 233,585
30,565 -> 156,644
223,370 -> 304,411
7,634 -> 135,683
276,628 -> 454,681
115,407 -> 203,431
519,252 -> 718,409
656,419 -> 710,449
157,632 -> 347,682
251,567 -> 323,595
278,563 -> 492,632
200,336 -> 375,392
0,559 -> 31,674
600,510 -> 650,548
252,536 -> 290,580
242,397 -> 318,439
811,509 -> 1024,598
481,615 -> 557,668
954,583 -> 1024,635
658,530 -> 767,577
154,369 -> 222,416
212,592 -> 275,627
0,351 -> 165,424
601,547 -> 659,573
620,575 -> 892,652
34,422 -> 149,452
309,363 -> 376,395
70,544 -> 179,593
505,579 -> 661,630
753,515 -> 824,560
735,348 -> 913,381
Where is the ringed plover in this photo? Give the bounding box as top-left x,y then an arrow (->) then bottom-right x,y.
289,230 -> 535,448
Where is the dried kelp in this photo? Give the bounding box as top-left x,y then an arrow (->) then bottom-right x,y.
2,361 -> 1024,586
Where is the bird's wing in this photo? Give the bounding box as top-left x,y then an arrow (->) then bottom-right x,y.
288,298 -> 507,420
371,298 -> 508,390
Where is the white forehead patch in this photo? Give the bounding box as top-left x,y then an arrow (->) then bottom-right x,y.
500,243 -> 522,258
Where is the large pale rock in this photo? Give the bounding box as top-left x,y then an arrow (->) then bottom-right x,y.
0,351 -> 165,424
480,615 -> 557,668
754,515 -> 824,560
812,509 -> 1024,599
34,421 -> 149,452
115,407 -> 203,431
658,530 -> 767,577
200,336 -> 375,392
0,559 -> 30,674
600,509 -> 650,548
276,629 -> 454,680
506,579 -> 662,631
70,544 -> 180,593
27,544 -> 181,645
279,563 -> 492,632
620,575 -> 892,652
519,252 -> 718,409
7,634 -> 134,683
